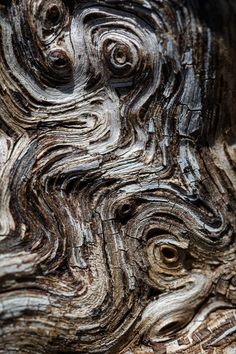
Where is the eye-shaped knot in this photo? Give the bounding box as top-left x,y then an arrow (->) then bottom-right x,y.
112,45 -> 128,65
116,200 -> 136,223
45,5 -> 61,27
40,0 -> 66,32
103,38 -> 139,78
47,49 -> 73,82
48,50 -> 70,69
159,244 -> 179,265
145,231 -> 191,278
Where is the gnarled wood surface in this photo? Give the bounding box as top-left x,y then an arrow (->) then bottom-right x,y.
0,1 -> 236,353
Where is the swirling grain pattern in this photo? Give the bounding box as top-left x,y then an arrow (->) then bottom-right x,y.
0,1 -> 236,353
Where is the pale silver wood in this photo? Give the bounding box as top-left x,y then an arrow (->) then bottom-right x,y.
0,1 -> 235,353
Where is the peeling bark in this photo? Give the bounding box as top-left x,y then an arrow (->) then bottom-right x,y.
0,1 -> 236,353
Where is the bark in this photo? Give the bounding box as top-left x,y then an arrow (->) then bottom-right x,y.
0,1 -> 236,353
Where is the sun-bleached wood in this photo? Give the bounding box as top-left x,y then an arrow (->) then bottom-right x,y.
0,1 -> 236,353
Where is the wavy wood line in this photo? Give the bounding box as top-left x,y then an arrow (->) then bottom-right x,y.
0,1 -> 236,353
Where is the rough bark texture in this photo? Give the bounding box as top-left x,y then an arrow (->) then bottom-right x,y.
0,1 -> 236,353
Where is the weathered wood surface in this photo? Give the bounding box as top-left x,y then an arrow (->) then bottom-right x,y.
0,1 -> 236,353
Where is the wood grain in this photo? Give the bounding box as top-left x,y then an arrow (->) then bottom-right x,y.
0,1 -> 236,353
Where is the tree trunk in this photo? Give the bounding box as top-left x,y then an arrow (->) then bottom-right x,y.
0,1 -> 236,353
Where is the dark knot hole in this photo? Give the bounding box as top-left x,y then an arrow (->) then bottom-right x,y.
46,5 -> 60,25
159,244 -> 179,264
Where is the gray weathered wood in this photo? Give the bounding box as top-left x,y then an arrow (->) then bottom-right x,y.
0,1 -> 236,353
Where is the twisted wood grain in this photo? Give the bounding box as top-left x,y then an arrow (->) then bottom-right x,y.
0,1 -> 236,353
